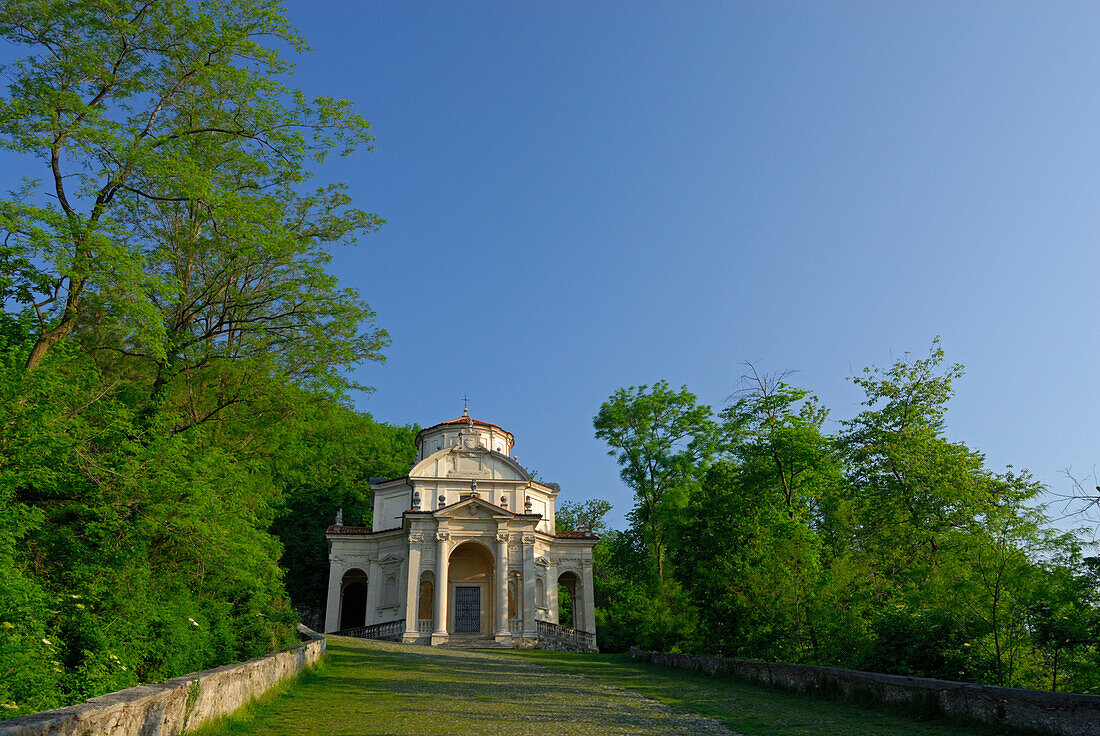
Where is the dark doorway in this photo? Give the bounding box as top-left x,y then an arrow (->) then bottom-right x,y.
340,569 -> 368,629
455,586 -> 480,633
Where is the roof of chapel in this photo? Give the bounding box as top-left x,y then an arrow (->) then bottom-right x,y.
416,408 -> 513,443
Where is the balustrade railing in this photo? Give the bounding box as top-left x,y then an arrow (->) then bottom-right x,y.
508,618 -> 521,634
334,619 -> 404,641
417,618 -> 433,633
536,620 -> 595,650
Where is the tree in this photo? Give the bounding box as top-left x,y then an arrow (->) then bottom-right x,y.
0,337 -> 299,716
839,339 -> 993,591
120,177 -> 387,431
671,369 -> 844,662
269,405 -> 416,626
1027,549 -> 1100,692
555,498 -> 612,535
594,381 -> 716,579
0,0 -> 376,371
0,1 -> 393,716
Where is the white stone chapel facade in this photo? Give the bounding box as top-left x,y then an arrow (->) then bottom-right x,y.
324,411 -> 598,649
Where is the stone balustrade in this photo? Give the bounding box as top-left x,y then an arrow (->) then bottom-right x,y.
536,620 -> 596,652
333,619 -> 403,641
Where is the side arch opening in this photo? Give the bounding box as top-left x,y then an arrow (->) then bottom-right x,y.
339,568 -> 368,630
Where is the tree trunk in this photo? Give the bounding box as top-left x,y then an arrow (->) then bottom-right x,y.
24,316 -> 77,372
25,277 -> 84,372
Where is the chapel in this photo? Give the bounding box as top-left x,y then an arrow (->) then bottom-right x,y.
323,410 -> 598,650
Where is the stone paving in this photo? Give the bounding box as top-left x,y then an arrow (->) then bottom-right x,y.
220,636 -> 741,736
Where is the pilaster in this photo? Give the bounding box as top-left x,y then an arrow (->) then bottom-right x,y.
431,529 -> 450,644
364,557 -> 381,625
521,533 -> 537,638
547,561 -> 560,625
403,533 -> 423,641
582,558 -> 597,648
494,530 -> 511,644
324,554 -> 343,633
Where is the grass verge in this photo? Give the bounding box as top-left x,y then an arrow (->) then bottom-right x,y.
499,649 -> 1008,736
188,663 -> 325,736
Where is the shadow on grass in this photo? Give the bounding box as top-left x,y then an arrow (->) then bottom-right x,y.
204,638 -> 1009,736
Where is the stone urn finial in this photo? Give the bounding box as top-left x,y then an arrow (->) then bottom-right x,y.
524,495 -> 533,514
412,490 -> 421,510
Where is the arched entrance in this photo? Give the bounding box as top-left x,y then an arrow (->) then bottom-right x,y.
447,542 -> 494,636
339,568 -> 368,630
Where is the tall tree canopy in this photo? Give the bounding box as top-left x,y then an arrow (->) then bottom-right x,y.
0,0 -> 396,719
0,0 -> 382,376
593,381 -> 716,579
593,343 -> 1100,692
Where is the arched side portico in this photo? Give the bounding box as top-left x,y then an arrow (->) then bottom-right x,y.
337,568 -> 368,631
557,570 -> 579,629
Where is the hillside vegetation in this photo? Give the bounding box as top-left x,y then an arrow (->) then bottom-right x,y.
0,0 -> 416,717
588,344 -> 1099,693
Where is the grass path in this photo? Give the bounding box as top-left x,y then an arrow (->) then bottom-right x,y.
204,638 -> 1001,736
500,650 -> 1002,736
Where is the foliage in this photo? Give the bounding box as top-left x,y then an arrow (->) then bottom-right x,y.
0,0 -> 380,374
593,381 -> 717,579
593,341 -> 1100,693
0,336 -> 299,716
556,498 -> 612,535
0,0 -> 395,718
269,406 -> 416,625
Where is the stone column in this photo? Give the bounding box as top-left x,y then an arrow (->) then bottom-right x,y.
581,559 -> 597,648
521,534 -> 537,639
494,531 -> 511,642
364,557 -> 382,626
403,535 -> 422,642
431,530 -> 450,644
324,558 -> 343,633
547,561 -> 560,625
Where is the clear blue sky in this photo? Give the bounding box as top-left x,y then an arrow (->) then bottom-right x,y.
277,1 -> 1100,530
8,2 -> 1098,530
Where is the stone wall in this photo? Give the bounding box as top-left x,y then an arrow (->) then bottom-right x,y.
630,648 -> 1100,736
0,625 -> 325,736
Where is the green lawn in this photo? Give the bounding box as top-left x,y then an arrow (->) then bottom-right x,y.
200,637 -> 1004,736
500,649 -> 1004,736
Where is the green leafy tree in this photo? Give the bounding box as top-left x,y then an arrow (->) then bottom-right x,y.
840,339 -> 992,595
0,0 -> 395,718
0,0 -> 375,371
594,381 -> 716,579
555,498 -> 613,535
270,405 -> 417,626
1027,549 -> 1100,692
0,337 -> 299,717
672,370 -> 843,662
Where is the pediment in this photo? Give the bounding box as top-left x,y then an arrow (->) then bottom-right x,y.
379,553 -> 403,565
433,495 -> 514,520
534,556 -> 551,568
